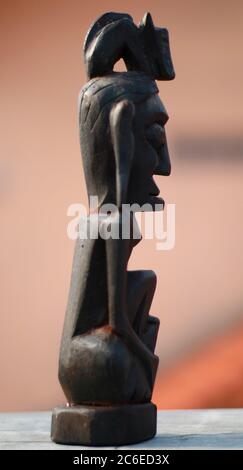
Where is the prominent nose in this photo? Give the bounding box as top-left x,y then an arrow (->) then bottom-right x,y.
154,135 -> 171,176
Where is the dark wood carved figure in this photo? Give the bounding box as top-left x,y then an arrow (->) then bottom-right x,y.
51,11 -> 175,446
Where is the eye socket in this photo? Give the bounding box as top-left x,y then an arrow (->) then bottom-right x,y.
146,123 -> 166,149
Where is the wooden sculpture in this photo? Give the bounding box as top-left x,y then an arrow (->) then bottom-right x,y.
51,11 -> 175,446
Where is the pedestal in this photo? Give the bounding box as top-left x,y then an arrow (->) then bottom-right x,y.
51,403 -> 157,446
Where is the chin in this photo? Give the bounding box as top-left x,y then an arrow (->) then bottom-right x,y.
150,195 -> 165,211
135,195 -> 165,211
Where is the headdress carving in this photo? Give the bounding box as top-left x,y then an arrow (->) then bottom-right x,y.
84,12 -> 175,81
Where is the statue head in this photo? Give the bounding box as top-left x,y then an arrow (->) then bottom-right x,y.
79,12 -> 175,212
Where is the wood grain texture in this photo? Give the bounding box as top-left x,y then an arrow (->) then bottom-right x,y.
1,409 -> 243,450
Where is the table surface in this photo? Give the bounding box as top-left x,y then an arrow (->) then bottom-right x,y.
0,409 -> 243,450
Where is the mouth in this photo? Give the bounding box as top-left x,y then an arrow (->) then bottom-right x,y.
148,178 -> 164,209
149,178 -> 160,197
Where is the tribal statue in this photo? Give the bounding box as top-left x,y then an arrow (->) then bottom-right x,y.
51,11 -> 175,446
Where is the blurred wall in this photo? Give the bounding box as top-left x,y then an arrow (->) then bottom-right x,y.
1,0 -> 243,410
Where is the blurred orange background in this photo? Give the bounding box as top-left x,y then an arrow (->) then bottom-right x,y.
1,0 -> 243,411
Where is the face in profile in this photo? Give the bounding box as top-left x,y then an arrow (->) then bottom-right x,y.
79,73 -> 171,213
127,93 -> 171,211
